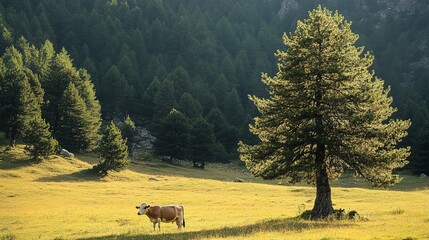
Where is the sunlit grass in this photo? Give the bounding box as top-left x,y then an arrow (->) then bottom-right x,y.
1,144 -> 429,239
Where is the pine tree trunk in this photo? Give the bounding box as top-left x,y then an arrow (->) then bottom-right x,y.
9,127 -> 17,148
311,144 -> 334,218
311,42 -> 333,218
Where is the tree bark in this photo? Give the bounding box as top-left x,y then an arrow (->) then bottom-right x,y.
9,127 -> 17,148
310,37 -> 333,219
311,143 -> 334,218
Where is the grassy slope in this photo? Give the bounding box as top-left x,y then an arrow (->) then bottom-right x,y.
0,145 -> 429,240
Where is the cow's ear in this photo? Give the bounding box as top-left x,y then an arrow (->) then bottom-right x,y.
145,205 -> 150,209
136,206 -> 140,209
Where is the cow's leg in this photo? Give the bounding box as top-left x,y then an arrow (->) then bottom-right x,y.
152,222 -> 156,231
157,218 -> 161,231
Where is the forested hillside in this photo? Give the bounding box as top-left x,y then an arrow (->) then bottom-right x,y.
0,0 -> 428,171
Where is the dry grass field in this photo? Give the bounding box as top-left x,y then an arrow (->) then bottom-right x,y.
1,143 -> 429,240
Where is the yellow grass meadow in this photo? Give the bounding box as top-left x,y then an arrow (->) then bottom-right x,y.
1,145 -> 429,240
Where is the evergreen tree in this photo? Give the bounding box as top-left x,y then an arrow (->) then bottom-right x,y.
153,79 -> 177,121
57,82 -> 91,151
220,55 -> 236,85
239,7 -> 411,219
43,48 -> 80,131
178,92 -> 202,118
411,119 -> 429,174
206,107 -> 239,154
2,1 -> 427,170
76,69 -> 102,150
23,115 -> 59,162
167,66 -> 191,98
16,37 -> 39,75
94,121 -> 129,174
141,76 -> 161,120
189,117 -> 216,167
37,40 -> 55,78
223,88 -> 245,127
154,109 -> 190,162
121,114 -> 137,153
99,65 -> 125,116
209,141 -> 229,163
213,74 -> 229,110
0,46 -> 41,147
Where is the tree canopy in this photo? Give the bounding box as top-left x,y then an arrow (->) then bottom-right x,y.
95,121 -> 129,174
239,6 -> 411,218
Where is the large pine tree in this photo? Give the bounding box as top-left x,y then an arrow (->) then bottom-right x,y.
239,6 -> 411,219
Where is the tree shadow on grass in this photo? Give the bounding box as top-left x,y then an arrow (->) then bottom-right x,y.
36,169 -> 105,182
0,150 -> 34,170
77,217 -> 354,240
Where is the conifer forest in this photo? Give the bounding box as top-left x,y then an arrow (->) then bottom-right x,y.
0,0 -> 428,172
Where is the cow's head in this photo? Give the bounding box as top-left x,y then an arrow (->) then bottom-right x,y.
136,203 -> 150,215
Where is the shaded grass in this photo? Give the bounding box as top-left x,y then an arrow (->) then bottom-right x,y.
0,145 -> 32,170
78,217 -> 352,240
36,169 -> 104,182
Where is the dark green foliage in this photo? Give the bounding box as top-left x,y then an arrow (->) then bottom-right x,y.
209,141 -> 229,163
167,66 -> 191,98
121,114 -> 136,153
23,115 -> 58,162
141,77 -> 161,121
213,74 -> 230,111
1,0 -> 428,170
153,79 -> 177,121
239,7 -> 410,218
220,56 -> 236,86
57,82 -> 91,151
178,92 -> 202,119
75,69 -> 102,151
0,14 -> 13,47
223,88 -> 245,127
0,39 -> 66,160
189,117 -> 216,165
99,65 -> 125,116
43,48 -> 80,130
206,107 -> 238,154
411,120 -> 429,174
0,0 -> 280,160
0,46 -> 42,147
94,121 -> 129,174
21,39 -> 101,151
154,109 -> 190,162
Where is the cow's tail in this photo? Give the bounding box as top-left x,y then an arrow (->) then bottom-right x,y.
182,206 -> 185,228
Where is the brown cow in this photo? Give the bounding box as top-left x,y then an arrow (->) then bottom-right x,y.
136,203 -> 185,231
